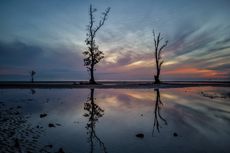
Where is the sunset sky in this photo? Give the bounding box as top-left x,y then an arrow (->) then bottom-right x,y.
0,0 -> 230,81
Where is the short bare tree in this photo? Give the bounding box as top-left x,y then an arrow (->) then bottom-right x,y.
152,29 -> 168,84
83,4 -> 110,84
30,70 -> 36,83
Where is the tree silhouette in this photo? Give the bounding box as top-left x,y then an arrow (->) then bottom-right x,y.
83,5 -> 110,84
84,89 -> 107,153
152,89 -> 167,134
30,70 -> 36,83
152,29 -> 168,84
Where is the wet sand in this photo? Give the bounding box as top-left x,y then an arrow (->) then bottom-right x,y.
0,81 -> 229,88
0,84 -> 229,153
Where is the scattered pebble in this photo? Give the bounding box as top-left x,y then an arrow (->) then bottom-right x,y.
173,132 -> 178,137
56,123 -> 61,126
58,148 -> 66,153
136,133 -> 144,138
40,113 -> 47,118
36,125 -> 43,129
48,123 -> 55,128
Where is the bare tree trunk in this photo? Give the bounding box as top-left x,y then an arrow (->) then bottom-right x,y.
152,29 -> 168,84
89,38 -> 96,84
154,46 -> 160,84
154,75 -> 160,84
89,6 -> 96,84
154,65 -> 161,84
89,68 -> 96,84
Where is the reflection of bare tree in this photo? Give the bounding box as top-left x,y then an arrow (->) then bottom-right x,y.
30,89 -> 36,95
152,89 -> 167,135
84,88 -> 107,153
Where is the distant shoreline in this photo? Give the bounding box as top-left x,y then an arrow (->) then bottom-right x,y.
0,81 -> 229,89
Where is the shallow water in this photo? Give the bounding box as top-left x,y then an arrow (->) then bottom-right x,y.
0,87 -> 230,153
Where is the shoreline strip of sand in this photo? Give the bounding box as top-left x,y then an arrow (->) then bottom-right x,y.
0,81 -> 229,89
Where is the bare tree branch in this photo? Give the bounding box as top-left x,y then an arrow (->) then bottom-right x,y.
152,28 -> 168,84
93,7 -> 110,37
159,40 -> 168,54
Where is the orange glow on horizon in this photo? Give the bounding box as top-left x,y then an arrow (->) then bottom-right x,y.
163,67 -> 227,78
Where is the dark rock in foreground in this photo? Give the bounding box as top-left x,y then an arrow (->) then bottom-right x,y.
48,123 -> 55,127
58,148 -> 66,153
136,133 -> 144,138
40,113 -> 47,118
173,132 -> 178,137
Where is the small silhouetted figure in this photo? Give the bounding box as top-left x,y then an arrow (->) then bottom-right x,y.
30,70 -> 36,83
152,29 -> 168,84
83,4 -> 110,84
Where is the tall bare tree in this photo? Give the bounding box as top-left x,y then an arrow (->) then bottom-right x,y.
152,29 -> 168,84
83,5 -> 110,84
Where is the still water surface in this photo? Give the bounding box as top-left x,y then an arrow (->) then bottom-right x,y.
0,87 -> 230,153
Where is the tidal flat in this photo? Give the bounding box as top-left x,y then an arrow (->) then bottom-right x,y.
0,86 -> 230,153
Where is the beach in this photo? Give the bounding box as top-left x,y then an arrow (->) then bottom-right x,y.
0,83 -> 230,153
0,81 -> 229,89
